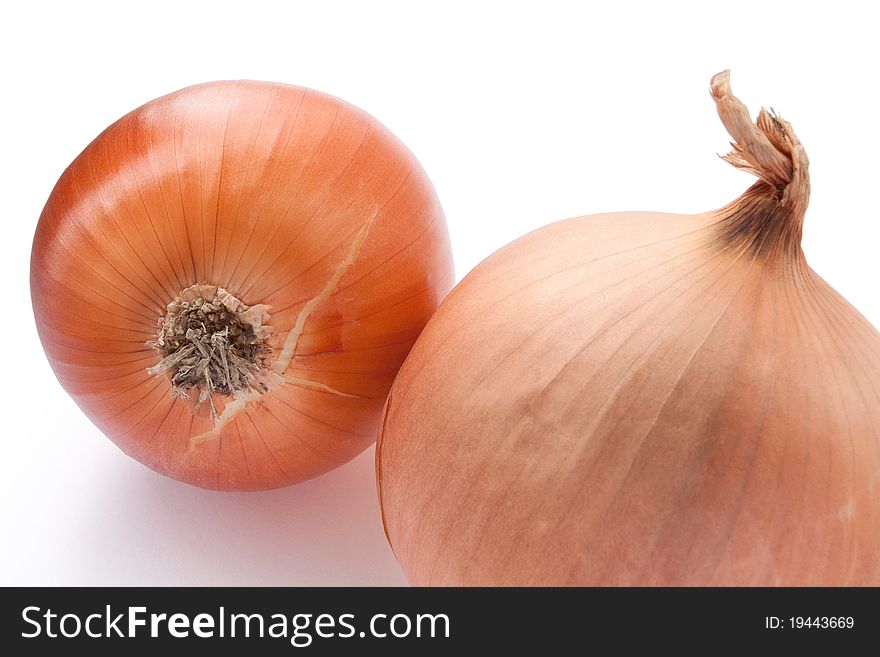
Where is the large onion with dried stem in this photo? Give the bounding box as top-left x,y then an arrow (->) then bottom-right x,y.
377,72 -> 880,585
32,80 -> 452,490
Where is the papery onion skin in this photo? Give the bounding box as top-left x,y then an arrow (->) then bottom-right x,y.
32,80 -> 453,491
376,72 -> 880,586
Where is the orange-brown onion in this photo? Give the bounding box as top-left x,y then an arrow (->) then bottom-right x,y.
32,80 -> 453,490
377,72 -> 880,585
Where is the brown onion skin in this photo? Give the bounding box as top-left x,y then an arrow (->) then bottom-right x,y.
376,76 -> 880,586
32,80 -> 453,490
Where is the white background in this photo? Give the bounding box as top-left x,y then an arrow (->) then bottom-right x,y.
2,1 -> 877,585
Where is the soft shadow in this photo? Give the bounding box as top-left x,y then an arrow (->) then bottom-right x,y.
75,446 -> 408,586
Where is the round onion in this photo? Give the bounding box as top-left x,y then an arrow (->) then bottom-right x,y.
32,80 -> 452,490
376,71 -> 880,585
